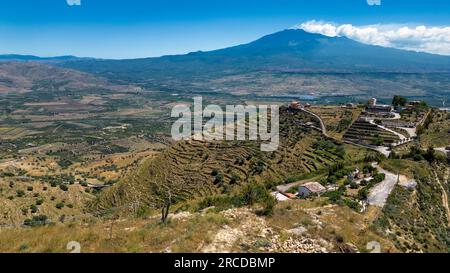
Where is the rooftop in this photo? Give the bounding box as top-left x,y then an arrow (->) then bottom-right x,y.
301,182 -> 326,193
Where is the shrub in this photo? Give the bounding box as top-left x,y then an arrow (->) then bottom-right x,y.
357,188 -> 369,200
196,183 -> 276,215
372,173 -> 386,184
23,215 -> 48,227
230,174 -> 240,184
30,204 -> 38,213
335,234 -> 345,243
258,195 -> 277,216
16,190 -> 25,197
214,173 -> 224,185
59,184 -> 69,191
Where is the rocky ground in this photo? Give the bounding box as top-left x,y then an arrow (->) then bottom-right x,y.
201,208 -> 330,253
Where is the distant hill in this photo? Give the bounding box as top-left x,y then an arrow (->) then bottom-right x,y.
0,54 -> 93,62
60,29 -> 450,80
0,62 -> 125,94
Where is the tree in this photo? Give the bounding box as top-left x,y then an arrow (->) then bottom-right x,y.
150,172 -> 173,224
424,146 -> 436,162
159,188 -> 172,223
357,188 -> 369,200
392,95 -> 407,107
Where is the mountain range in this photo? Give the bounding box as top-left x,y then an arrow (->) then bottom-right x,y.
54,29 -> 450,80
2,29 -> 450,79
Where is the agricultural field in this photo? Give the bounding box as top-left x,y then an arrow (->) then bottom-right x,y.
1,76 -> 449,253
309,106 -> 363,139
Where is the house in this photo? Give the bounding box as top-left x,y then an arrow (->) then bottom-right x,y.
366,98 -> 394,114
298,182 -> 326,198
366,104 -> 394,114
271,192 -> 290,201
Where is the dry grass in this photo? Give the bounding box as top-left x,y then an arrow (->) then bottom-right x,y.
0,212 -> 229,253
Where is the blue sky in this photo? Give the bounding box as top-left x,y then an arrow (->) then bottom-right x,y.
0,0 -> 449,59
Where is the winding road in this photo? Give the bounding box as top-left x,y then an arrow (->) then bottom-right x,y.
367,163 -> 399,207
300,108 -> 329,138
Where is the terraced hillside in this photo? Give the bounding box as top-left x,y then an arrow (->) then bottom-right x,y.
91,107 -> 352,212
309,106 -> 362,139
344,119 -> 400,146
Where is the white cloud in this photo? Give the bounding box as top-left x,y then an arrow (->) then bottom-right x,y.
67,0 -> 81,6
295,20 -> 450,56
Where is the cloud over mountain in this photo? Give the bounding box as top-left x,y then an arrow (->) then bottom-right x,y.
296,20 -> 450,56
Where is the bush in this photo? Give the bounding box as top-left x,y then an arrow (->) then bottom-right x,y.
23,215 -> 48,227
211,169 -> 219,176
372,173 -> 386,184
30,204 -> 38,213
16,190 -> 25,197
335,234 -> 345,243
357,188 -> 369,200
230,174 -> 240,184
251,160 -> 265,174
196,183 -> 276,215
59,184 -> 69,191
56,202 -> 65,209
256,195 -> 277,216
214,173 -> 224,185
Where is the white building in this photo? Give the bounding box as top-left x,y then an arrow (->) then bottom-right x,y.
298,182 -> 326,198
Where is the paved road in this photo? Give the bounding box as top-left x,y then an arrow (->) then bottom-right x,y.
369,120 -> 407,141
367,163 -> 399,207
300,108 -> 329,138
